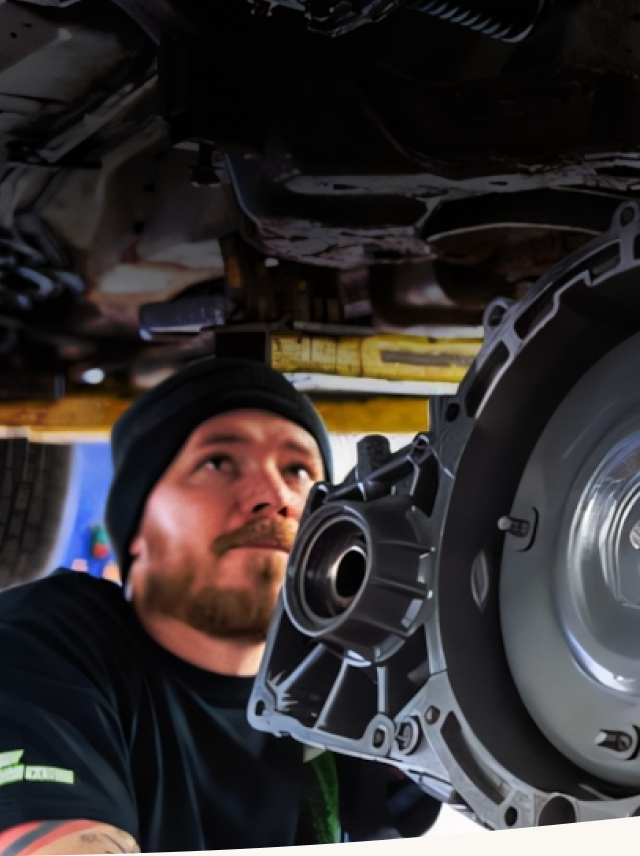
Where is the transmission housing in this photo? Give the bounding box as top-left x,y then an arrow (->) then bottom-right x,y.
249,202 -> 640,830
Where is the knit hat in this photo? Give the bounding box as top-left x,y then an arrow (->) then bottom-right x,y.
105,357 -> 332,584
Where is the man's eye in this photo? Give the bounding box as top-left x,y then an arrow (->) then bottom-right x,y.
203,455 -> 233,472
284,463 -> 312,481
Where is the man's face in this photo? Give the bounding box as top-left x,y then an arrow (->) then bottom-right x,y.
128,409 -> 325,643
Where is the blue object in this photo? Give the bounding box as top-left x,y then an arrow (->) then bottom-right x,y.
59,443 -> 114,578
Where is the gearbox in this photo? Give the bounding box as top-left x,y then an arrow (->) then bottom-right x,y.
250,202 -> 640,830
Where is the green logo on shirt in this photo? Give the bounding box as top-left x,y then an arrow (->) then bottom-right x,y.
0,750 -> 74,787
0,765 -> 23,786
0,750 -> 23,769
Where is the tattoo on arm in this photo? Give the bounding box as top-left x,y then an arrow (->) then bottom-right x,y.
0,821 -> 140,855
79,832 -> 133,853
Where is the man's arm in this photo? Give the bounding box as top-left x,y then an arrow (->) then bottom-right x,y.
0,821 -> 140,855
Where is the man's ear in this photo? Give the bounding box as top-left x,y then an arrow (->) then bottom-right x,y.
125,534 -> 145,601
130,535 -> 144,557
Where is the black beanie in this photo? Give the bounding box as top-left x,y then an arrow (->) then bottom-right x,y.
105,357 -> 333,584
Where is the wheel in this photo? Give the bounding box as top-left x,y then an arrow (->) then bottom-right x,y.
0,440 -> 77,590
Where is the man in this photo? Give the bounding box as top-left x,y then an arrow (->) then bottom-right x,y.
0,357 -> 438,854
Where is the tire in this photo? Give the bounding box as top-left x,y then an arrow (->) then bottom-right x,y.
0,440 -> 76,591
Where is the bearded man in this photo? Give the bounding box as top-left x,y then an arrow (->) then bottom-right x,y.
0,358 -> 439,854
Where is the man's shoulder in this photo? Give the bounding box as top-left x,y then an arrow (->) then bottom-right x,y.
0,569 -> 130,631
0,571 -> 148,691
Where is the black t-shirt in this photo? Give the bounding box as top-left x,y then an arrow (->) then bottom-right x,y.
0,571 -> 340,852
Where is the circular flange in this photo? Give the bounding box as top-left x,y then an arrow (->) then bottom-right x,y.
284,504 -> 371,637
500,331 -> 640,786
283,495 -> 430,664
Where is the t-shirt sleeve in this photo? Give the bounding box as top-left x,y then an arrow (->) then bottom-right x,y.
0,581 -> 139,840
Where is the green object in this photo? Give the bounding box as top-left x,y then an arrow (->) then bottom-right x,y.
299,751 -> 341,844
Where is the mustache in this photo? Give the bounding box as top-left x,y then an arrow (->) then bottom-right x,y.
212,517 -> 299,558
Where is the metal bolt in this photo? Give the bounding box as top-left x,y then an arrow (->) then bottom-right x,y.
498,515 -> 530,538
595,729 -> 636,754
425,706 -> 440,725
396,723 -> 412,751
395,719 -> 420,755
630,520 -> 640,550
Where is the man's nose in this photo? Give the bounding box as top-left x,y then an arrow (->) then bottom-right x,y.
241,467 -> 295,518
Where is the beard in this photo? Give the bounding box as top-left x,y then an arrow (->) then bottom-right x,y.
142,554 -> 283,642
139,517 -> 296,643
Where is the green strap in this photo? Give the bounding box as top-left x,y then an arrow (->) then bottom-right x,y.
299,751 -> 341,844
